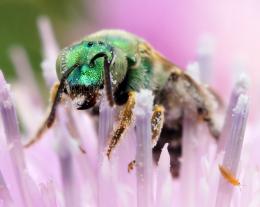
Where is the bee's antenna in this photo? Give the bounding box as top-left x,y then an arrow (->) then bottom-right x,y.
90,52 -> 115,107
24,65 -> 79,148
46,66 -> 78,127
104,54 -> 115,107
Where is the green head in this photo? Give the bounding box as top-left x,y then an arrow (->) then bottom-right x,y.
56,40 -> 127,109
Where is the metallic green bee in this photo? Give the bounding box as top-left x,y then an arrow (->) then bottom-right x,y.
25,30 -> 221,177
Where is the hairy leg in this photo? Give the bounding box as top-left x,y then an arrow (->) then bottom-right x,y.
24,81 -> 62,147
167,137 -> 182,178
152,124 -> 182,178
151,105 -> 165,146
106,91 -> 136,159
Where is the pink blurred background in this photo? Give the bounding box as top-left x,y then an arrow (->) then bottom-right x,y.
1,0 -> 259,117
0,2 -> 258,206
90,0 -> 259,120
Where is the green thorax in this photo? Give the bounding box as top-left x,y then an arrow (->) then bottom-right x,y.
85,30 -> 141,66
85,30 -> 155,91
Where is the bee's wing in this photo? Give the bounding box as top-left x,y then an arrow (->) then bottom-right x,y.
166,70 -> 223,139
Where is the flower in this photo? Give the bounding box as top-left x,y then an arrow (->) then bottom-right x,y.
0,16 -> 258,207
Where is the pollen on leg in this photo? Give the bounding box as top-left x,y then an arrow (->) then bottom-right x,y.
128,160 -> 136,173
106,91 -> 136,159
219,164 -> 240,186
151,105 -> 164,146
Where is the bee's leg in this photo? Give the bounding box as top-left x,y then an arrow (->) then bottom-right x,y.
167,136 -> 182,178
150,104 -> 166,168
152,137 -> 167,165
106,91 -> 136,159
127,105 -> 165,173
152,124 -> 182,178
24,81 -> 63,148
151,105 -> 165,146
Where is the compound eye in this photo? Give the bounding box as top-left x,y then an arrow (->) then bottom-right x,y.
87,41 -> 94,47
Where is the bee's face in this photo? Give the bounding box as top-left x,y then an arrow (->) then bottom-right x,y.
56,41 -> 113,109
64,83 -> 101,110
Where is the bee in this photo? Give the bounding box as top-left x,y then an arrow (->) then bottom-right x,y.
25,30 -> 221,178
